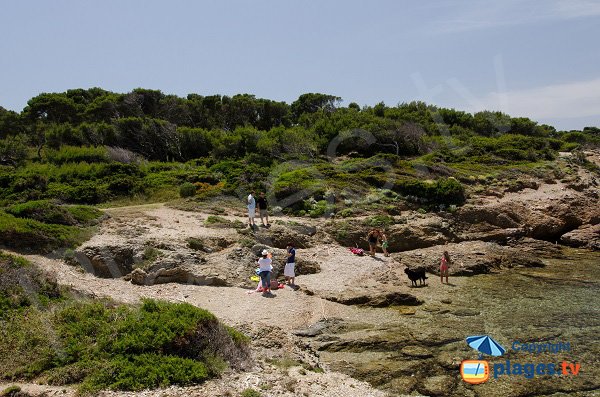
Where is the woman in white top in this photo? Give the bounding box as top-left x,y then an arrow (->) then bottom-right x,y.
257,249 -> 272,294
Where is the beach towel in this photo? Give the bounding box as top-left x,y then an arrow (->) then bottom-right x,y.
349,247 -> 365,256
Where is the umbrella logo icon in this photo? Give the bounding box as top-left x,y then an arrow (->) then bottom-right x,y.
466,335 -> 506,358
460,335 -> 506,384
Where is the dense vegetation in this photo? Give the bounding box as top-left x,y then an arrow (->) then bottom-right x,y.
0,88 -> 598,232
0,251 -> 249,393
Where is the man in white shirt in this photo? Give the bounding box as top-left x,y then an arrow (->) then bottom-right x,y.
247,191 -> 256,228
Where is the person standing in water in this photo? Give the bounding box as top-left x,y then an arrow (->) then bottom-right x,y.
247,191 -> 256,229
440,250 -> 450,284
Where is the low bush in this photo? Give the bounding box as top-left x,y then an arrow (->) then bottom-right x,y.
241,389 -> 262,397
0,211 -> 87,253
5,200 -> 102,226
179,182 -> 196,198
5,200 -> 77,225
64,205 -> 104,224
363,215 -> 395,228
1,385 -> 22,396
44,146 -> 109,165
393,177 -> 465,205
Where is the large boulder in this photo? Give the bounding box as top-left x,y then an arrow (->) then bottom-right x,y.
253,224 -> 314,248
322,286 -> 422,307
560,224 -> 600,250
386,221 -> 451,251
506,237 -> 566,258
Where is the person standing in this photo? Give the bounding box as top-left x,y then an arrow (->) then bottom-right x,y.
284,242 -> 296,285
258,249 -> 273,294
256,192 -> 270,227
367,229 -> 380,257
440,251 -> 450,284
247,191 -> 256,229
380,231 -> 390,257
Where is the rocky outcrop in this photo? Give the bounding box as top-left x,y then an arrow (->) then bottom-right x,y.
325,216 -> 452,252
454,190 -> 600,242
75,245 -> 135,278
420,375 -> 455,397
560,223 -> 600,250
129,266 -> 228,286
186,236 -> 233,253
322,287 -> 422,307
506,237 -> 566,258
381,241 -> 545,278
76,243 -> 241,286
386,221 -> 451,251
253,224 -> 315,249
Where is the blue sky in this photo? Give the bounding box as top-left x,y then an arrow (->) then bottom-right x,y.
1,0 -> 599,130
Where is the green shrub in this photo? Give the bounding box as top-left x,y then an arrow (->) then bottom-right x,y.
81,353 -> 209,392
307,200 -> 333,218
0,211 -> 87,253
5,200 -> 102,226
363,215 -> 395,228
338,208 -> 354,217
64,205 -> 104,224
0,298 -> 249,393
179,182 -> 196,198
45,146 -> 109,165
46,181 -> 111,204
1,385 -> 22,396
241,389 -> 262,397
5,200 -> 77,225
393,177 -> 465,205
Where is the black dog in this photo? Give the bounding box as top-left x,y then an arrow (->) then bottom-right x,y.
404,267 -> 428,287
